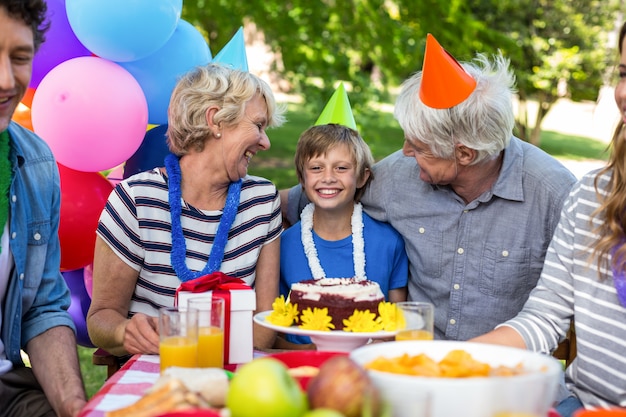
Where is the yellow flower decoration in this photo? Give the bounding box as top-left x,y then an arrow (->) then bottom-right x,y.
377,301 -> 400,331
299,307 -> 335,331
265,295 -> 299,327
343,309 -> 384,332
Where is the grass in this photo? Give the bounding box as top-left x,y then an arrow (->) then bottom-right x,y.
77,104 -> 609,399
79,346 -> 107,398
540,130 -> 610,161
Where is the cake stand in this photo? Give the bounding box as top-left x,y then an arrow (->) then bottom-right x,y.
253,311 -> 396,352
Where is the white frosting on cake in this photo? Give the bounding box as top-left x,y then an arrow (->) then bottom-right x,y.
290,278 -> 383,303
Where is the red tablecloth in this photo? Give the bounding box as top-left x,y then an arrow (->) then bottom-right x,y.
79,352 -> 564,417
78,351 -> 271,417
79,355 -> 161,417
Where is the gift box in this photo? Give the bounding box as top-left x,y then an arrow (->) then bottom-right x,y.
175,273 -> 256,366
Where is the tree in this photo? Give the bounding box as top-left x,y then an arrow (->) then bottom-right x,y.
183,0 -> 621,145
183,1 -> 483,126
470,0 -> 621,145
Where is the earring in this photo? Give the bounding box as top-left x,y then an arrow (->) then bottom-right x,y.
216,132 -> 222,138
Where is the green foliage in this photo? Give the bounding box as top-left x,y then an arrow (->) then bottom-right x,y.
468,0 -> 620,144
183,0 -> 621,146
184,0 -> 484,121
479,0 -> 618,100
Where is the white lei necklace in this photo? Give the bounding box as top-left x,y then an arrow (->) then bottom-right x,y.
300,202 -> 366,281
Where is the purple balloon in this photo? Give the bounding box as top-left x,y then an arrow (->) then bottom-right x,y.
62,268 -> 95,348
30,0 -> 92,88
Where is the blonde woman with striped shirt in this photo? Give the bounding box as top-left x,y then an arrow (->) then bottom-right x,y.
87,64 -> 285,359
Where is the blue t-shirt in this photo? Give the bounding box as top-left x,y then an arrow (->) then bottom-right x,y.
279,211 -> 408,344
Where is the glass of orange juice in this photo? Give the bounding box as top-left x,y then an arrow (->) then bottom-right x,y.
395,301 -> 434,341
158,306 -> 198,372
188,297 -> 225,368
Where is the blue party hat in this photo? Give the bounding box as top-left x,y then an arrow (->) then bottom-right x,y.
213,26 -> 248,71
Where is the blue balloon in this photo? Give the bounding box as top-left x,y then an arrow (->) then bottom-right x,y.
123,124 -> 170,179
214,26 -> 248,71
62,268 -> 95,348
66,0 -> 183,62
119,20 -> 212,124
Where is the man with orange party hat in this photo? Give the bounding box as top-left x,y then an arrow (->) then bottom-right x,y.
276,83 -> 408,349
284,35 -> 576,341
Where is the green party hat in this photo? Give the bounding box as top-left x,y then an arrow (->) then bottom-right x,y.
314,82 -> 357,129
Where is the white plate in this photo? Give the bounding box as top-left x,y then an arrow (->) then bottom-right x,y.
253,310 -> 396,352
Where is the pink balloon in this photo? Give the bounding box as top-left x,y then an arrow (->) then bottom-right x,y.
31,56 -> 148,172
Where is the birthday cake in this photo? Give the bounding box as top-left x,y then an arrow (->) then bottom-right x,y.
289,278 -> 385,330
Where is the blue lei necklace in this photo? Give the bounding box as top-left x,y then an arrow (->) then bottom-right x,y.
165,153 -> 242,282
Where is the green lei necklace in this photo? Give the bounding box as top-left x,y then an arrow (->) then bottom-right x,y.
0,130 -> 10,254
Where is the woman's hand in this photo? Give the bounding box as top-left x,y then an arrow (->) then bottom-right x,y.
123,313 -> 160,355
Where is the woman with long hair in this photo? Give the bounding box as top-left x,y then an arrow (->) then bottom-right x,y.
472,22 -> 626,415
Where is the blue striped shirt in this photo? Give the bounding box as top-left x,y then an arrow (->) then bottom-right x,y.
97,168 -> 282,316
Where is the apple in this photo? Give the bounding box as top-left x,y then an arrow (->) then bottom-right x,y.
226,357 -> 308,417
307,356 -> 382,417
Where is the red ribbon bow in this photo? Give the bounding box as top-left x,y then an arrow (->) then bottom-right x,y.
176,272 -> 249,294
175,272 -> 251,365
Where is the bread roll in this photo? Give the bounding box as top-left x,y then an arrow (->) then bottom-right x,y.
156,367 -> 229,407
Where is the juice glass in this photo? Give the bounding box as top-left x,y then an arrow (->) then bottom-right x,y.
395,301 -> 434,341
158,307 -> 198,372
188,297 -> 225,368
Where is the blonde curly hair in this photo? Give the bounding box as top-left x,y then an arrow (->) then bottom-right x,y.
166,63 -> 285,155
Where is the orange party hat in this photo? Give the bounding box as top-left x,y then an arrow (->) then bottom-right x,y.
314,82 -> 357,130
419,33 -> 477,109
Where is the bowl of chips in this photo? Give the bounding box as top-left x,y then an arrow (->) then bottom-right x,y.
350,340 -> 562,417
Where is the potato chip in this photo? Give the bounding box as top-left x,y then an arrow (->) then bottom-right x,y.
365,349 -> 524,378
